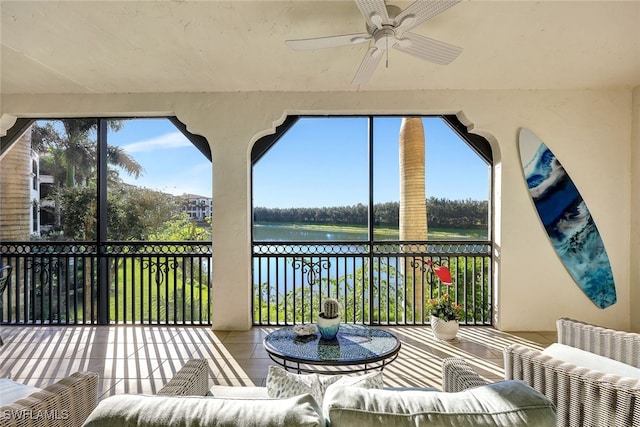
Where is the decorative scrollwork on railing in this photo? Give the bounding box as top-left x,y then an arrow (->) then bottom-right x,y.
292,257 -> 331,287
142,258 -> 179,286
410,257 -> 429,273
410,257 -> 449,273
28,257 -> 60,289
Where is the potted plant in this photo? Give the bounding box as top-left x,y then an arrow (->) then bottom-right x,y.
426,262 -> 462,341
317,297 -> 340,340
427,293 -> 463,340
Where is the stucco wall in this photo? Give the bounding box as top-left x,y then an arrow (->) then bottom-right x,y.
631,87 -> 640,332
1,89 -> 634,331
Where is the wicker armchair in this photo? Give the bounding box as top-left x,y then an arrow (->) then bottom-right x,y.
504,318 -> 640,427
0,359 -> 209,427
0,371 -> 99,427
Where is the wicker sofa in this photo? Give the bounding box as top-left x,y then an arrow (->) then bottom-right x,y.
83,358 -> 556,426
503,318 -> 640,427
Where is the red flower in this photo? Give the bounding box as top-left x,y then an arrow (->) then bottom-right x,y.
434,265 -> 452,285
427,260 -> 452,285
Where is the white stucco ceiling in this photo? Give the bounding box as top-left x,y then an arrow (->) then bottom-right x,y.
1,0 -> 639,95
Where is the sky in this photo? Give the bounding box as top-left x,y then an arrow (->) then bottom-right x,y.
253,117 -> 489,208
108,118 -> 212,197
107,116 -> 489,207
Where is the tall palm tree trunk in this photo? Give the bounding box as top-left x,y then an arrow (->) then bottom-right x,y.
399,117 -> 428,321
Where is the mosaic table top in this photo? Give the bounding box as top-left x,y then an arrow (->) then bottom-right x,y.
263,323 -> 400,366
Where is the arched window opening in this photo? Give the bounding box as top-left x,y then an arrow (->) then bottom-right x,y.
251,115 -> 493,327
0,118 -> 212,325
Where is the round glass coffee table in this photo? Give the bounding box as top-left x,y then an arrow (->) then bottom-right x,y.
263,323 -> 400,374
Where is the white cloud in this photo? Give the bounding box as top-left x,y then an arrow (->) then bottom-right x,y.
122,131 -> 191,153
120,161 -> 212,197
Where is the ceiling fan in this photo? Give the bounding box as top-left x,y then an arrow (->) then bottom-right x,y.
286,0 -> 463,85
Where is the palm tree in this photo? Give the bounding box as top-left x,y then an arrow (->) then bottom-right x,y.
399,117 -> 428,321
33,120 -> 142,186
33,120 -> 143,226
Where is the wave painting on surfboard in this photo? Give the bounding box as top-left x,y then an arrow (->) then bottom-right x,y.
518,128 -> 616,309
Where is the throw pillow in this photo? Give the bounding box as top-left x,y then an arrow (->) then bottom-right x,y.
320,370 -> 384,392
266,366 -> 384,405
266,366 -> 323,403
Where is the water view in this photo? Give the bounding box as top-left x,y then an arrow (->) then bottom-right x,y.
253,223 -> 487,242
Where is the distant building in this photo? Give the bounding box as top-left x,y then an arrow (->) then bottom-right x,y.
182,194 -> 212,221
29,150 -> 40,235
27,149 -> 56,236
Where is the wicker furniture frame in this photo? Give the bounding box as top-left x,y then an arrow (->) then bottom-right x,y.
442,318 -> 640,426
0,372 -> 98,427
0,359 -> 209,427
504,318 -> 640,427
156,358 -> 209,397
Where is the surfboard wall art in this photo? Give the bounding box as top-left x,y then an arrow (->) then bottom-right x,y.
518,128 -> 616,309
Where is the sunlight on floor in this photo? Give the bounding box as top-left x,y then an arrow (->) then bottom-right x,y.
0,324 -> 554,400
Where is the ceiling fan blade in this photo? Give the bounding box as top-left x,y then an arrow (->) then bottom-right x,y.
286,33 -> 371,50
352,47 -> 384,85
355,0 -> 391,29
395,0 -> 460,33
394,32 -> 462,65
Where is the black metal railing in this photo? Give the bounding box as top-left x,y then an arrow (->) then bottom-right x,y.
1,240 -> 491,327
0,241 -> 211,325
252,241 -> 492,326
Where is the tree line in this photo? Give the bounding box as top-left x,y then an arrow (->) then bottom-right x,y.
254,197 -> 488,229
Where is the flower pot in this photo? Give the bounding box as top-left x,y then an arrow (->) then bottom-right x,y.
317,314 -> 340,340
430,315 -> 459,341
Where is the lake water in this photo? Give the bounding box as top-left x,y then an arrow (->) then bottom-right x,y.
253,223 -> 371,241
253,223 -> 486,242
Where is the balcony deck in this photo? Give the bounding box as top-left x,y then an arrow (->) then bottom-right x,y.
0,324 -> 555,400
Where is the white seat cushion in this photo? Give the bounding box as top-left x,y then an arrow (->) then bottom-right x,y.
0,378 -> 41,406
323,380 -> 556,427
542,343 -> 640,378
83,393 -> 324,427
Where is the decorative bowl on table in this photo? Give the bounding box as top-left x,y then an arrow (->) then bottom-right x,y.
292,324 -> 318,336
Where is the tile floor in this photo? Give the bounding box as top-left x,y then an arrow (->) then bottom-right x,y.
0,324 -> 555,400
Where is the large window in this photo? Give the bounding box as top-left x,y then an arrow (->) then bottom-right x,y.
106,118 -> 212,241
1,118 -> 212,242
251,115 -> 493,326
0,118 -> 212,325
253,117 -> 369,241
252,116 -> 490,242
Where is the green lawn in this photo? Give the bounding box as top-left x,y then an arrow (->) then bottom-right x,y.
109,258 -> 209,323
